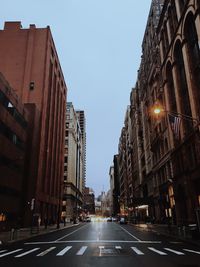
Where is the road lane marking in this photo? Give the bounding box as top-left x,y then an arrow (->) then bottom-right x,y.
115,246 -> 122,249
0,249 -> 23,258
76,246 -> 87,255
55,224 -> 88,241
15,248 -> 40,258
25,240 -> 161,244
0,250 -> 7,253
36,247 -> 56,256
131,247 -> 144,255
56,246 -> 72,256
183,249 -> 200,255
148,247 -> 167,255
99,246 -> 104,257
118,225 -> 142,241
164,248 -> 184,255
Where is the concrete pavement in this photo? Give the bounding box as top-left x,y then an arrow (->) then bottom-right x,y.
0,222 -> 80,244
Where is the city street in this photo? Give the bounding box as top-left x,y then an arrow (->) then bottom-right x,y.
0,221 -> 200,267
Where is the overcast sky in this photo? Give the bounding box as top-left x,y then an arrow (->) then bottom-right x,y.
1,0 -> 151,197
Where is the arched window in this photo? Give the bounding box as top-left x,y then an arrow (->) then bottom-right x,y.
174,41 -> 192,133
168,7 -> 174,41
184,13 -> 200,112
164,22 -> 169,49
178,0 -> 186,15
171,0 -> 178,30
166,62 -> 177,113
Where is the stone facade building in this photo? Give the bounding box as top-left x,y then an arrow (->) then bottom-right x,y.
115,0 -> 200,231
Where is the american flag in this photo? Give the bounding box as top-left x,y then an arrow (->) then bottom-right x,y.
168,114 -> 181,139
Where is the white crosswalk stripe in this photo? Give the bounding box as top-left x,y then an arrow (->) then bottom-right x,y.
183,249 -> 200,255
0,250 -> 7,254
131,247 -> 144,255
56,246 -> 72,256
15,248 -> 40,258
76,246 -> 87,255
0,249 -> 23,258
37,247 -> 56,256
164,248 -> 185,255
0,245 -> 200,258
148,247 -> 167,255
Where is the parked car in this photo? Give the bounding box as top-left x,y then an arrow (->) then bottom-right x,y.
119,217 -> 127,224
86,216 -> 91,222
107,217 -> 112,222
112,217 -> 118,222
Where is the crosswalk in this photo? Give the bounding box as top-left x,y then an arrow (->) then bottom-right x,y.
0,245 -> 200,258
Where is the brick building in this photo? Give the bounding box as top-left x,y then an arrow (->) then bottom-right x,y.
0,73 -> 29,230
0,22 -> 67,227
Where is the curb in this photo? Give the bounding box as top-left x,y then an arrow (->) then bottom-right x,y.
130,223 -> 200,247
0,223 -> 80,245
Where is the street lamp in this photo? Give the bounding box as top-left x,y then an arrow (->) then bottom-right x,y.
152,101 -> 200,125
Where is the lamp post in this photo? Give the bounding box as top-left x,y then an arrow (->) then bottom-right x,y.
152,101 -> 200,125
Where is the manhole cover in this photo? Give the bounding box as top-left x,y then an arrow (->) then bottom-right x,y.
93,246 -> 130,257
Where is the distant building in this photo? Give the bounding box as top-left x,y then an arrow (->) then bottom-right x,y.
62,102 -> 83,221
109,166 -> 114,216
76,110 -> 86,197
83,187 -> 95,215
0,22 -> 67,227
113,155 -> 120,216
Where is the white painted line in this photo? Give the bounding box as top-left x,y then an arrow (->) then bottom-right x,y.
183,249 -> 200,255
36,247 -> 56,256
55,224 -> 88,242
0,250 -> 7,254
25,240 -> 161,244
99,246 -> 104,257
118,225 -> 142,241
15,248 -> 40,258
131,247 -> 144,255
56,246 -> 72,256
148,247 -> 167,255
164,248 -> 184,255
115,246 -> 122,249
0,249 -> 23,258
76,246 -> 87,255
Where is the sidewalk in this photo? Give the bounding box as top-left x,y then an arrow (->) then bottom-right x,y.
0,222 -> 80,245
131,223 -> 200,247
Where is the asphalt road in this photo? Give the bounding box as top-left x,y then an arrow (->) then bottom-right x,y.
0,221 -> 200,267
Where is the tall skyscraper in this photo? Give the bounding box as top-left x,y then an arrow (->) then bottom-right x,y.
76,110 -> 86,193
0,22 -> 67,226
62,103 -> 83,221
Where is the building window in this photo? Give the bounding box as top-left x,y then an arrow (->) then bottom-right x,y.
0,213 -> 6,222
178,0 -> 186,15
0,120 -> 25,150
166,62 -> 177,113
174,41 -> 192,134
184,13 -> 200,112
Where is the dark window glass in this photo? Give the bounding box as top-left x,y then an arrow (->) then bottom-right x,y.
174,41 -> 192,133
0,120 -> 25,150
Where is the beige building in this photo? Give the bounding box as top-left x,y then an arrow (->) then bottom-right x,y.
62,102 -> 83,222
